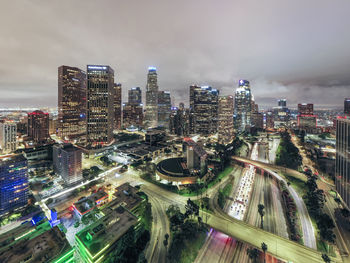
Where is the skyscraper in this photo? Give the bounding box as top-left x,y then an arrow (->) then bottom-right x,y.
335,117 -> 350,208
344,98 -> 350,116
298,103 -> 314,115
218,96 -> 234,144
144,67 -> 159,129
27,110 -> 50,144
0,121 -> 17,154
0,154 -> 28,215
123,87 -> 143,129
278,99 -> 287,107
158,91 -> 171,128
190,85 -> 219,135
128,87 -> 142,104
169,104 -> 190,136
53,144 -> 82,185
86,65 -> 114,147
58,65 -> 87,143
234,80 -> 252,132
113,83 -> 122,130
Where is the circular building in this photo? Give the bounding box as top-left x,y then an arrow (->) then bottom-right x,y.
156,157 -> 198,185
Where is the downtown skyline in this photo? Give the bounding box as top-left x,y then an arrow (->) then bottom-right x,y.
1,0 -> 350,108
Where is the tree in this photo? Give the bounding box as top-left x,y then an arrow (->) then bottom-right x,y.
261,242 -> 268,263
321,253 -> 331,263
246,247 -> 259,263
258,204 -> 265,229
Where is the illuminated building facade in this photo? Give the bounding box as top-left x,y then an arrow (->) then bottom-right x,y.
122,103 -> 143,128
128,87 -> 142,104
58,65 -> 87,143
218,96 -> 234,144
158,91 -> 171,128
189,85 -> 219,135
335,117 -> 350,209
0,154 -> 28,215
27,110 -> 50,144
123,87 -> 143,128
183,138 -> 207,176
169,105 -> 190,136
53,144 -> 82,185
273,99 -> 290,128
0,121 -> 17,154
297,103 -> 317,131
234,80 -> 252,132
144,67 -> 159,129
113,83 -> 122,130
86,65 -> 114,147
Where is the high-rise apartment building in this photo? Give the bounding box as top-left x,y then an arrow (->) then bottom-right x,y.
218,96 -> 234,144
0,121 -> 17,154
27,110 -> 50,144
144,67 -> 159,129
335,117 -> 350,208
53,144 -> 82,185
344,98 -> 350,116
86,65 -> 114,147
158,91 -> 171,128
189,85 -> 219,135
113,83 -> 122,130
58,65 -> 87,143
234,80 -> 252,132
0,154 -> 28,215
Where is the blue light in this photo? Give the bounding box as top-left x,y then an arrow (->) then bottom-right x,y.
148,66 -> 157,71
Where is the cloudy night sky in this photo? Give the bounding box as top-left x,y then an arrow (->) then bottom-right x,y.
1,0 -> 350,108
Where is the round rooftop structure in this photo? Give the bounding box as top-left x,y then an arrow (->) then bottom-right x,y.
156,157 -> 197,185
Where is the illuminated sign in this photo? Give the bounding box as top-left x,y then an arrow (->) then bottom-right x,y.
88,65 -> 107,70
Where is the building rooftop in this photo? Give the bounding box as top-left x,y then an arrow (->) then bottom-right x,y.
0,153 -> 26,164
0,222 -> 73,263
107,183 -> 143,212
73,190 -> 108,216
76,205 -> 137,258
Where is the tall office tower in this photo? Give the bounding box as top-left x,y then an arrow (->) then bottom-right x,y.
86,65 -> 114,147
335,118 -> 350,208
113,83 -> 122,130
297,103 -> 316,131
27,110 -> 50,144
128,87 -> 142,104
234,80 -> 252,132
278,99 -> 287,107
58,65 -> 87,143
218,96 -> 234,144
122,103 -> 143,128
298,103 -> 314,115
0,121 -> 17,154
144,67 -> 159,129
158,91 -> 171,128
273,99 -> 290,128
122,87 -> 143,128
251,96 -> 259,113
265,111 -> 275,129
170,105 -> 190,136
53,144 -> 82,185
0,154 -> 28,215
189,85 -> 219,135
344,98 -> 350,116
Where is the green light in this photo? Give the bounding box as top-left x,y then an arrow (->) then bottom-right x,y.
54,248 -> 75,263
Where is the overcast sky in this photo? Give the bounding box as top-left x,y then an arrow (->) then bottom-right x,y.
1,0 -> 349,108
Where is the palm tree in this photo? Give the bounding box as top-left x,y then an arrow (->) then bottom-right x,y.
321,253 -> 331,263
261,242 -> 268,263
246,248 -> 259,263
258,204 -> 265,229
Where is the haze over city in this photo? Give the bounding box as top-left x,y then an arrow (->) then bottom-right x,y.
1,0 -> 350,108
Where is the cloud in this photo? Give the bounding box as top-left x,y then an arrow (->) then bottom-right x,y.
0,0 -> 349,108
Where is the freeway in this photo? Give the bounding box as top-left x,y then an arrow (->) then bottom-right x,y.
233,156 -> 317,250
